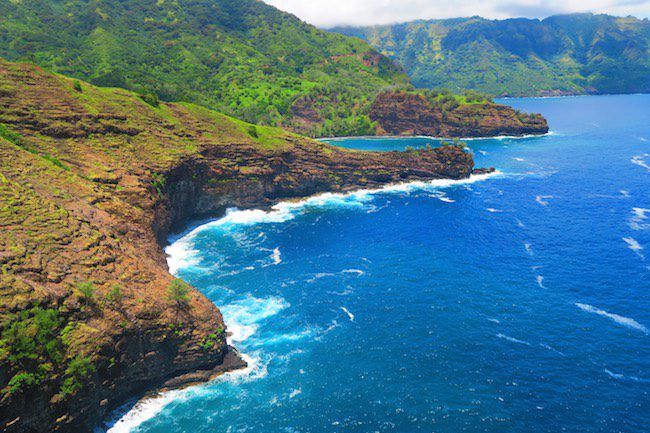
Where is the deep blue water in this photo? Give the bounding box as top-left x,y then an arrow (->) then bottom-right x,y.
108,95 -> 649,433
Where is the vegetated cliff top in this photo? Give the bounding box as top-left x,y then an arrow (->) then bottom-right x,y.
333,13 -> 650,96
0,0 -> 408,137
0,59 -> 475,432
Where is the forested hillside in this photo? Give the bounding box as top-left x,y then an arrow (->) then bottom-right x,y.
334,14 -> 650,96
0,0 -> 407,136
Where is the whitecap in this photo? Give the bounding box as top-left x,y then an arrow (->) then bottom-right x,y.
631,154 -> 650,171
604,369 -> 625,380
340,306 -> 355,322
622,237 -> 645,259
289,389 -> 302,399
341,269 -> 365,276
575,303 -> 648,334
272,247 -> 282,265
487,318 -> 500,324
535,195 -> 553,206
539,343 -> 564,356
496,333 -> 531,346
438,196 -> 456,203
536,275 -> 546,289
629,208 -> 650,230
524,243 -> 533,256
486,208 -> 504,213
512,157 -> 525,162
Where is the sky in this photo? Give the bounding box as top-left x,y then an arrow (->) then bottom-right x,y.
263,0 -> 650,27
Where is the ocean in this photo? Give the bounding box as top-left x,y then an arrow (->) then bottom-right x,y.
105,94 -> 650,433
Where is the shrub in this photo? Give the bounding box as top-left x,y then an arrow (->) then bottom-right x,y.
0,123 -> 22,145
247,125 -> 259,139
59,355 -> 95,397
75,282 -> 96,304
72,80 -> 83,92
106,285 -> 123,305
8,372 -> 38,394
139,91 -> 160,107
168,279 -> 191,309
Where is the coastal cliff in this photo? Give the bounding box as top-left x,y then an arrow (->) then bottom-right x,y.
370,91 -> 549,137
0,60 -> 477,432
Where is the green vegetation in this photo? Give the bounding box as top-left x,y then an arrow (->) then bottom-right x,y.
0,123 -> 21,145
0,307 -> 78,396
75,282 -> 97,304
167,279 -> 191,309
334,14 -> 650,96
0,0 -> 407,136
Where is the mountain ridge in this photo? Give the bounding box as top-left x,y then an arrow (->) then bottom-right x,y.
333,13 -> 650,96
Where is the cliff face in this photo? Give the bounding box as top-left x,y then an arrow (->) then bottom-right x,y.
370,91 -> 549,137
0,60 -> 475,432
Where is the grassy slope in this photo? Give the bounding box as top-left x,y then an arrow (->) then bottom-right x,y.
0,0 -> 408,136
333,14 -> 650,96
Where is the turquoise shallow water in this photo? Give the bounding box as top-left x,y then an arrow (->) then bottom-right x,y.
106,95 -> 649,433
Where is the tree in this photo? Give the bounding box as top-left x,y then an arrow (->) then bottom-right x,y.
75,282 -> 96,305
168,279 -> 191,310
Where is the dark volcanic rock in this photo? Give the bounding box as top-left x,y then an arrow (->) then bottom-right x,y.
370,91 -> 549,137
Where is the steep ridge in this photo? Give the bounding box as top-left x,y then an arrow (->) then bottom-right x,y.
334,13 -> 650,96
0,60 -> 477,432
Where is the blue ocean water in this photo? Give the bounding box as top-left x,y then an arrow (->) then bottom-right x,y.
108,95 -> 649,433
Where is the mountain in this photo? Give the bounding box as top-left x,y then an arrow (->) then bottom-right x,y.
0,58 -> 478,432
0,0 -> 408,137
0,0 -> 548,137
333,14 -> 650,96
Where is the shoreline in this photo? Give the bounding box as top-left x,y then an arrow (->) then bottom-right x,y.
106,166 -> 502,432
317,132 -> 552,142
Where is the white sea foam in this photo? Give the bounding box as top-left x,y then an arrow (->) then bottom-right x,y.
536,275 -> 546,289
512,157 -> 525,162
486,208 -> 504,213
272,247 -> 282,265
220,295 -> 290,343
629,208 -> 650,230
622,237 -> 645,259
289,389 -> 302,399
340,306 -> 355,322
496,333 -> 531,346
341,269 -> 365,276
439,196 -> 456,203
524,243 -> 533,256
631,154 -> 650,171
535,195 -> 553,206
104,349 -> 268,433
487,318 -> 501,324
539,343 -> 564,356
575,303 -> 648,334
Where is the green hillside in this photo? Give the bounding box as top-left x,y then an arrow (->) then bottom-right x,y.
0,0 -> 408,136
333,14 -> 650,96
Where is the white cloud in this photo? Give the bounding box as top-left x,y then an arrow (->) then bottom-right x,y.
263,0 -> 650,27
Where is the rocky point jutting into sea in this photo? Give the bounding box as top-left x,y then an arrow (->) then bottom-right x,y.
0,59 -> 513,432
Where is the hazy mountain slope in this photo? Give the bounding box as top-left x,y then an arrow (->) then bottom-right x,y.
0,0 -> 407,136
334,14 -> 650,96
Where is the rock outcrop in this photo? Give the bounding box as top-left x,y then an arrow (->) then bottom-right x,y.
0,60 -> 476,432
370,91 -> 549,137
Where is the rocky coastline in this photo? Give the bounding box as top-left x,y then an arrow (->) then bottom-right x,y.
0,60 -> 486,432
370,91 -> 549,137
